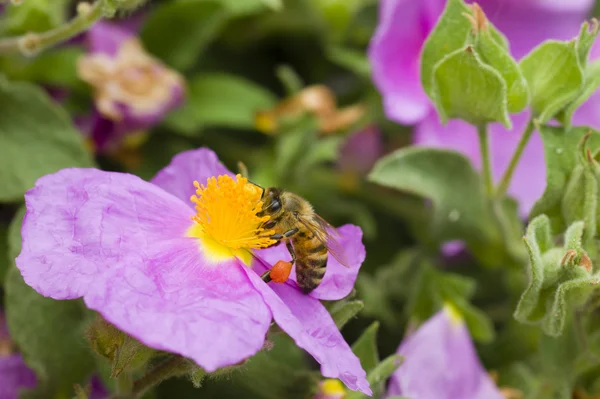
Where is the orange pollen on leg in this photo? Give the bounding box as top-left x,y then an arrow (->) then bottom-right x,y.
189,174 -> 276,250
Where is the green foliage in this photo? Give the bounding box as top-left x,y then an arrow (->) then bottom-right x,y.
165,73 -> 277,135
514,215 -> 599,337
531,126 -> 600,243
141,1 -> 230,70
0,0 -> 69,35
0,76 -> 92,202
5,208 -> 96,398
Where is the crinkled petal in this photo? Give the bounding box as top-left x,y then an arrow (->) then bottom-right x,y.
241,264 -> 371,395
255,225 -> 365,301
368,0 -> 444,125
387,309 -> 502,399
85,238 -> 272,372
87,21 -> 133,56
151,148 -> 235,206
16,168 -> 193,300
0,354 -> 37,398
414,112 -> 546,216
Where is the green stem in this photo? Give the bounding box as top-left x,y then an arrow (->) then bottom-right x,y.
477,124 -> 493,197
0,0 -> 105,55
132,356 -> 192,398
495,119 -> 535,198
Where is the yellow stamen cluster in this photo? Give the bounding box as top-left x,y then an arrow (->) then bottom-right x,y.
190,174 -> 276,250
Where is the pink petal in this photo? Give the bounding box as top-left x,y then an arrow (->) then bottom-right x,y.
16,168 -> 193,300
255,225 -> 365,301
84,238 -> 272,372
414,112 -> 546,216
241,264 -> 371,395
368,0 -> 444,125
337,127 -> 384,175
151,148 -> 235,206
388,309 -> 502,399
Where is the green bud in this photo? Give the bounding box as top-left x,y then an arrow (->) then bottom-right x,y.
467,4 -> 528,113
432,45 -> 511,127
515,216 -> 599,336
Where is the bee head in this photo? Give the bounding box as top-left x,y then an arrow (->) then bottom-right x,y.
260,187 -> 283,217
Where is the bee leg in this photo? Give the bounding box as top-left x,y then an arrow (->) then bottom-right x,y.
283,228 -> 299,238
285,241 -> 297,265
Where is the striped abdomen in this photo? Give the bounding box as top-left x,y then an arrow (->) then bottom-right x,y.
294,230 -> 328,294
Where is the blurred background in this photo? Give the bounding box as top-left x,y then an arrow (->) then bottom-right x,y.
3,0 -> 600,398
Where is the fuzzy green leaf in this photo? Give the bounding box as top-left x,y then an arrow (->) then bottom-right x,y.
346,355 -> 404,399
559,61 -> 600,127
520,41 -> 584,123
330,299 -> 364,329
531,126 -> 600,233
0,77 -> 92,202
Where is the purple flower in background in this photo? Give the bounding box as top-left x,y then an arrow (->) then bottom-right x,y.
15,148 -> 370,395
0,314 -> 36,399
368,0 -> 594,215
0,313 -> 106,399
338,127 -> 384,176
77,21 -> 184,152
387,306 -> 503,399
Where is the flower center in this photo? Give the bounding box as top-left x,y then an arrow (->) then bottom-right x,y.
189,174 -> 276,252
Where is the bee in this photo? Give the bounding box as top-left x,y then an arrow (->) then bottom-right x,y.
255,185 -> 350,294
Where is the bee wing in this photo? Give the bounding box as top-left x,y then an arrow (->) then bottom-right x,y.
296,213 -> 352,268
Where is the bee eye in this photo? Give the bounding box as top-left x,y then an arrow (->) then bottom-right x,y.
269,198 -> 282,212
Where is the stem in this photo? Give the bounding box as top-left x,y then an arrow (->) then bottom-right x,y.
132,356 -> 192,398
495,119 -> 535,198
477,124 -> 493,197
0,1 -> 105,55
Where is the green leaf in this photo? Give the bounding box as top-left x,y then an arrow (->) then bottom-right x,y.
0,77 -> 92,202
369,147 -> 492,242
346,355 -> 404,399
432,46 -> 510,127
351,322 -> 379,374
330,299 -> 364,329
0,222 -> 8,285
406,261 -> 495,342
575,19 -> 600,69
5,268 -> 94,399
520,41 -> 584,123
559,61 -> 600,127
0,0 -> 69,34
165,73 -> 277,135
0,47 -> 85,89
327,46 -> 371,79
141,0 -> 229,70
473,28 -> 529,113
531,126 -> 600,233
5,207 -> 95,398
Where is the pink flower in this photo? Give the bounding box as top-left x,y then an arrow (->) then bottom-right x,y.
15,148 -> 370,395
368,0 -> 594,215
387,306 -> 502,399
77,21 -> 185,152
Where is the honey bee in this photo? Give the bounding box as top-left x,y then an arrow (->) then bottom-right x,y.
255,185 -> 350,294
